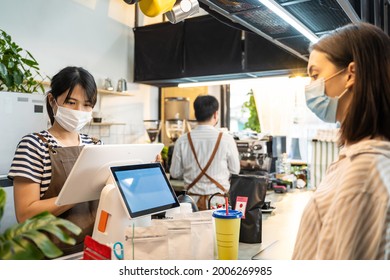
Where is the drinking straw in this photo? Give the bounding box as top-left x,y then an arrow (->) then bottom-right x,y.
225,193 -> 229,215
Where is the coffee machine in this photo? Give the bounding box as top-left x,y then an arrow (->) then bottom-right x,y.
235,135 -> 273,175
165,119 -> 186,143
143,120 -> 161,143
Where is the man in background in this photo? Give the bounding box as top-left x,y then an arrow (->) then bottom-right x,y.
170,95 -> 240,210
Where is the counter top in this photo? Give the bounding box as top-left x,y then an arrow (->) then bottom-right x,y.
57,188 -> 313,260
238,189 -> 313,260
169,178 -> 314,260
170,179 -> 185,192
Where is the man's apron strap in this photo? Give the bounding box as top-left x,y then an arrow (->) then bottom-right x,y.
186,132 -> 226,194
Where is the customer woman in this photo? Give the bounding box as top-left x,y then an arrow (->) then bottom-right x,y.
8,66 -> 101,255
293,23 -> 390,259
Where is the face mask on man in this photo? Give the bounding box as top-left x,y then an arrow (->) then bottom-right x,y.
304,68 -> 348,123
53,100 -> 92,132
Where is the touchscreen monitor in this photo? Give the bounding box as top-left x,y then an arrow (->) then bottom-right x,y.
110,162 -> 180,218
56,143 -> 164,206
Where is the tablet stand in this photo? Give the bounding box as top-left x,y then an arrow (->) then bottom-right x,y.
92,183 -> 152,245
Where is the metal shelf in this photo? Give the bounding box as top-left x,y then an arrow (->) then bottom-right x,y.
38,81 -> 134,96
90,122 -> 126,126
98,89 -> 134,96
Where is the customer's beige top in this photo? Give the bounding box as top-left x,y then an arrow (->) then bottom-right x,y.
293,139 -> 390,259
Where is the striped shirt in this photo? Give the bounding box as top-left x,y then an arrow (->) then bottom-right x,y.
169,125 -> 240,195
7,130 -> 101,197
293,139 -> 390,260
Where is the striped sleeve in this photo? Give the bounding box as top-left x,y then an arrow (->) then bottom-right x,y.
7,133 -> 50,185
8,132 -> 101,197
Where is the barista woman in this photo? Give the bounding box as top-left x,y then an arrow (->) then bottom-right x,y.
8,66 -> 101,255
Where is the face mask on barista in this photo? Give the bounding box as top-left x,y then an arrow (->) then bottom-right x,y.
53,100 -> 92,132
304,68 -> 348,123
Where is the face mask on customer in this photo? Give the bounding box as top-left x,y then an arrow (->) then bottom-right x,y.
305,68 -> 348,123
53,100 -> 92,132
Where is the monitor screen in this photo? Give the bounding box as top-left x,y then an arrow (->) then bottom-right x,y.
55,143 -> 164,206
111,163 -> 180,218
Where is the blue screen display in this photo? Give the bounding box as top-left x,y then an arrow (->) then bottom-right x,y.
113,166 -> 177,214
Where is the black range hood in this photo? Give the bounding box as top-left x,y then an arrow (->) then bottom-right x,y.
133,0 -> 390,87
134,15 -> 308,87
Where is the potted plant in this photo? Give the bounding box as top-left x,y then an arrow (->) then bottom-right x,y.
0,29 -> 45,94
0,187 -> 81,260
242,89 -> 261,132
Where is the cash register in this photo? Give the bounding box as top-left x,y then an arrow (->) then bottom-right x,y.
56,143 -> 180,245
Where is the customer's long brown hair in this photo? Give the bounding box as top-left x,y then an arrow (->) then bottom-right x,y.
310,23 -> 390,145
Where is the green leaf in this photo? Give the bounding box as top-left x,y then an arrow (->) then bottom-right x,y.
0,62 -> 7,77
0,211 -> 82,259
0,236 -> 44,260
0,188 -> 5,222
13,71 -> 23,85
52,219 -> 82,236
25,50 -> 38,62
41,224 -> 74,243
37,82 -> 45,93
21,230 -> 63,258
21,58 -> 38,68
7,60 -> 15,69
4,74 -> 13,88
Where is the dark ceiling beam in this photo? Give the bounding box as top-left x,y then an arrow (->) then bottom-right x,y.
280,0 -> 311,6
336,0 -> 361,22
360,0 -> 371,22
385,0 -> 390,34
374,0 -> 384,28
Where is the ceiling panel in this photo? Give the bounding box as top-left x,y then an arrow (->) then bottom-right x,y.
282,0 -> 353,33
199,0 -> 361,59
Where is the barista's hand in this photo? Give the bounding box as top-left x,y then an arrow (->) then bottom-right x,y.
155,153 -> 163,163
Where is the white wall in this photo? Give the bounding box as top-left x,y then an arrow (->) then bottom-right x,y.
230,76 -> 337,162
0,0 -> 160,143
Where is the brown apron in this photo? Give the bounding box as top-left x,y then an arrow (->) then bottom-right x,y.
36,134 -> 99,256
186,132 -> 227,210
